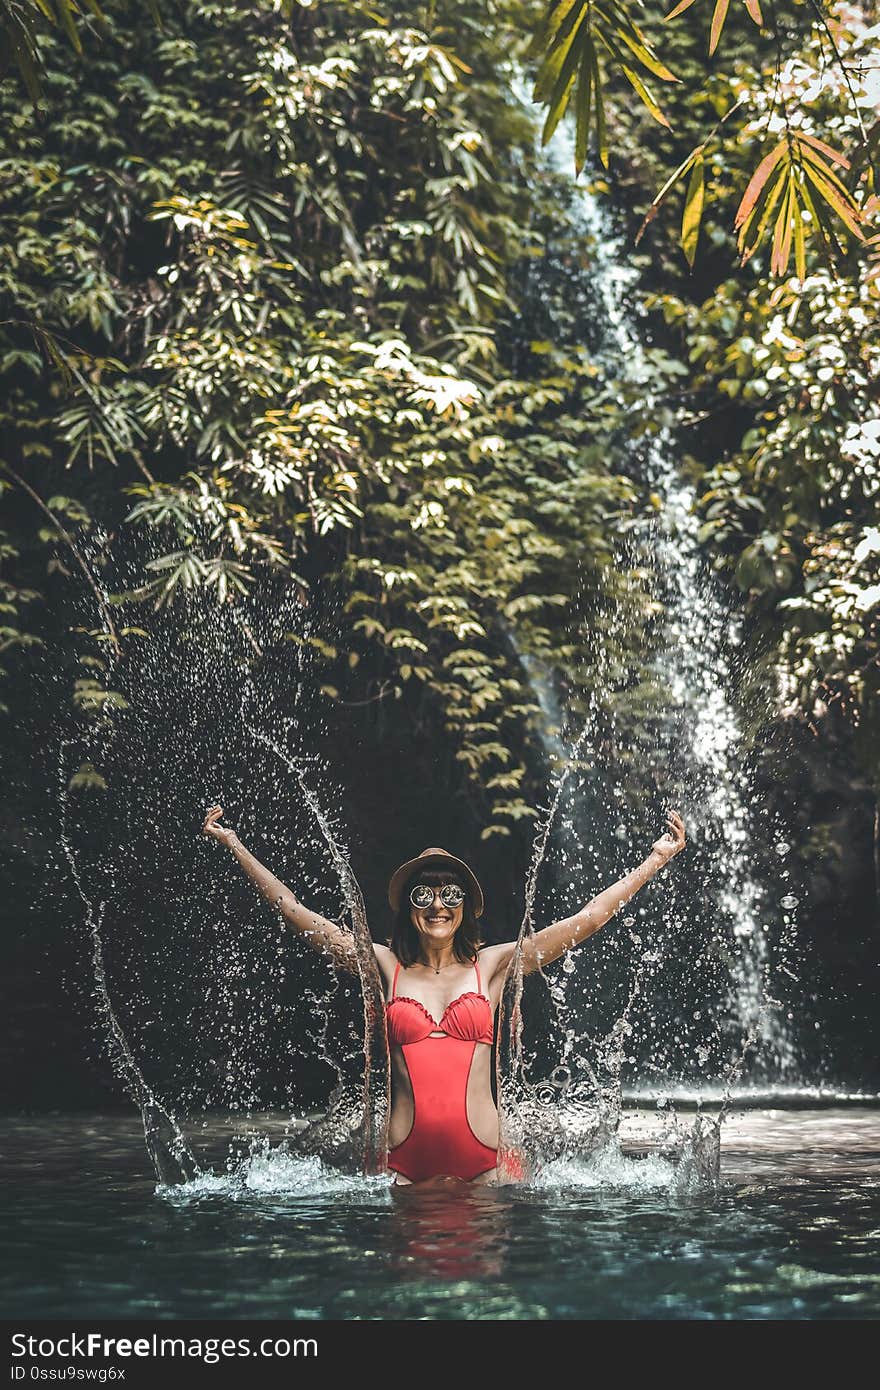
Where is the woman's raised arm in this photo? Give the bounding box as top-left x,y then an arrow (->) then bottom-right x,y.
482,810 -> 687,985
201,805 -> 358,971
523,809 -> 687,973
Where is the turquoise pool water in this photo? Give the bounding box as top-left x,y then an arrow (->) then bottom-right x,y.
3,1104 -> 879,1320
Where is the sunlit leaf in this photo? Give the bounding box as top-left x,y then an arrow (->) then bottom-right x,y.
792,194 -> 806,280
682,154 -> 705,265
709,0 -> 731,56
664,0 -> 699,17
771,179 -> 794,276
664,0 -> 763,40
611,22 -> 678,82
801,161 -> 867,241
619,63 -> 671,129
734,140 -> 787,231
739,164 -> 786,262
797,132 -> 850,169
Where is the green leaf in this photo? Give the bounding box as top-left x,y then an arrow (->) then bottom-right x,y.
681,155 -> 705,266
540,6 -> 591,145
574,35 -> 594,174
636,143 -> 705,244
612,25 -> 678,83
529,0 -> 581,61
4,8 -> 42,101
590,42 -> 608,170
533,1 -> 587,102
792,193 -> 806,281
619,63 -> 671,130
771,178 -> 795,276
69,761 -> 108,791
54,0 -> 84,54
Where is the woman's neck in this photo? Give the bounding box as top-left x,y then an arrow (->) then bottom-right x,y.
420,945 -> 456,974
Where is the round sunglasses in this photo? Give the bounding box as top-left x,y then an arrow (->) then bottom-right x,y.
409,882 -> 466,910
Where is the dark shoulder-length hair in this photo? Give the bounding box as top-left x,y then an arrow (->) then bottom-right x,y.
388,866 -> 484,967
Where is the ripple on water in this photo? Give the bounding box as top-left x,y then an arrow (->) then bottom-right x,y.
4,1110 -> 880,1319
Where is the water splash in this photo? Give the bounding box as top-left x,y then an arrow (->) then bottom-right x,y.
64,541 -> 394,1168
497,720 -> 614,1176
58,741 -> 200,1185
253,731 -> 389,1175
159,1138 -> 392,1203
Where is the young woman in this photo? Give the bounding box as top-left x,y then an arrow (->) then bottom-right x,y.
202,807 -> 687,1184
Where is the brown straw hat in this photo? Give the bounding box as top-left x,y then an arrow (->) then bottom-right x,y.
387,846 -> 484,918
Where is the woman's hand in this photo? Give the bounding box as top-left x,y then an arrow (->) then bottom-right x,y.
651,808 -> 686,863
202,804 -> 239,849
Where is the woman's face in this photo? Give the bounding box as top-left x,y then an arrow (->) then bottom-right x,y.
409,880 -> 465,950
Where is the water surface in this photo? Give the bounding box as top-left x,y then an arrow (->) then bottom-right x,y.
3,1104 -> 879,1320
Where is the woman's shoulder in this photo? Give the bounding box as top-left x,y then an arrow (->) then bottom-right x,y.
477,940 -> 517,974
478,939 -> 516,957
372,942 -> 398,994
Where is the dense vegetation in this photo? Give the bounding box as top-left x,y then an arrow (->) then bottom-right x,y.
1,0 -> 662,840
1,1 -> 878,1098
610,4 -> 880,921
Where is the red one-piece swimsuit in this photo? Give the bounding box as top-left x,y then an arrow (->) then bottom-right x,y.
384,958 -> 498,1182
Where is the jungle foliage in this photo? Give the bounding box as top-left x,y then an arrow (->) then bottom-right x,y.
1,0 -> 652,839
1,0 -> 879,846
608,5 -> 880,791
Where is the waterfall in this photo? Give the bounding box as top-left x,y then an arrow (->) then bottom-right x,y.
504,80 -> 797,1078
